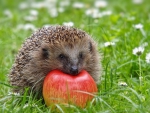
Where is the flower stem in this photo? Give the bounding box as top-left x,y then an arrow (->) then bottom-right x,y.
138,56 -> 142,86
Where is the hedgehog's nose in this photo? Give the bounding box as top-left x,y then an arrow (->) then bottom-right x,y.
70,66 -> 78,75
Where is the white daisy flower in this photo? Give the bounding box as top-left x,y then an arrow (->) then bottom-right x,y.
104,42 -> 115,47
63,22 -> 74,27
31,2 -> 46,9
8,92 -> 20,96
17,24 -> 36,31
146,53 -> 150,64
85,8 -> 99,15
23,104 -> 29,109
94,0 -> 108,8
58,7 -> 65,13
24,16 -> 37,21
4,9 -> 13,18
134,23 -> 146,37
48,8 -> 58,18
134,23 -> 143,29
19,2 -> 29,9
23,103 -> 38,109
101,10 -> 112,16
139,76 -> 143,81
132,0 -> 143,4
73,2 -> 84,9
118,82 -> 128,86
59,0 -> 70,7
127,16 -> 135,21
85,8 -> 100,18
43,24 -> 52,28
29,10 -> 38,16
141,42 -> 148,47
132,46 -> 144,56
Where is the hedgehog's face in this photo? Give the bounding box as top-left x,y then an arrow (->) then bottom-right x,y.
40,38 -> 95,76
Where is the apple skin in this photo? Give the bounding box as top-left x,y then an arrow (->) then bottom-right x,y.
43,70 -> 98,108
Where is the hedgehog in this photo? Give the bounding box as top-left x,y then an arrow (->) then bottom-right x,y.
9,25 -> 102,97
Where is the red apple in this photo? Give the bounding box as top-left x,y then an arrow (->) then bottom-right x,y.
43,70 -> 98,108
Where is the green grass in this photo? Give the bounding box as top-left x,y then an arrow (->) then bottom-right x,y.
1,0 -> 150,112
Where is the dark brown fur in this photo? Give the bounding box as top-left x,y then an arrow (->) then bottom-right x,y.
9,25 -> 102,96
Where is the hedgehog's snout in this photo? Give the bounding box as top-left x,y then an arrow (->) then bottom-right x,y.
70,65 -> 78,75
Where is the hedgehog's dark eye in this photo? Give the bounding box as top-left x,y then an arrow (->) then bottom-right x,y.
42,48 -> 49,59
89,42 -> 93,52
79,52 -> 83,59
58,54 -> 66,60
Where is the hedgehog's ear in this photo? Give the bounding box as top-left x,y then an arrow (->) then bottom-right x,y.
89,42 -> 93,52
